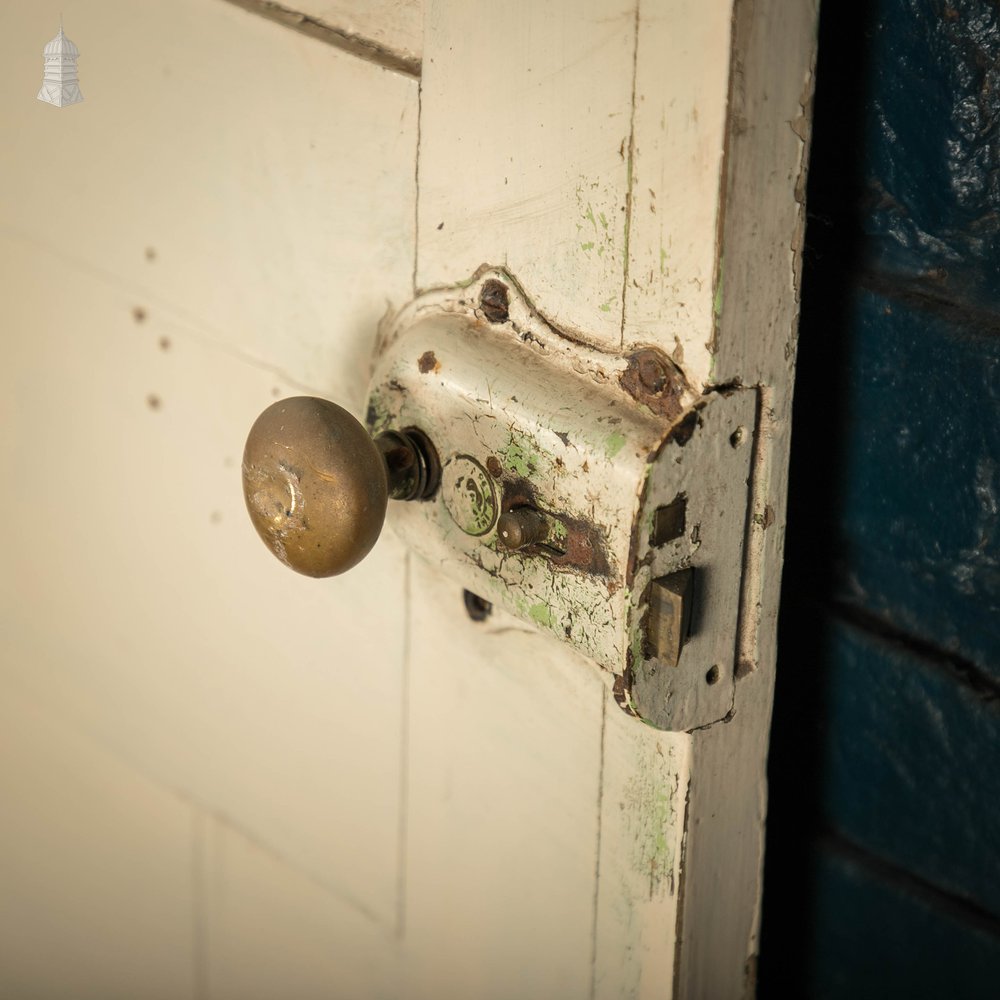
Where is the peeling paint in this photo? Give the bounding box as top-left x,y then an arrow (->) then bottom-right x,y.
501,436 -> 539,478
529,602 -> 554,628
605,430 -> 627,458
622,762 -> 679,901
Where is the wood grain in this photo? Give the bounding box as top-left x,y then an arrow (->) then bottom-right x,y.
0,687 -> 195,998
402,560 -> 604,998
417,0 -> 636,348
0,0 -> 418,933
412,3 -> 709,992
623,0 -> 732,387
674,0 -> 818,994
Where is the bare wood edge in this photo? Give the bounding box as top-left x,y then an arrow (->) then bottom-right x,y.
673,0 -> 819,996
219,0 -> 422,78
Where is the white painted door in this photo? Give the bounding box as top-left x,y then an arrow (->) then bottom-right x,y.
0,2 -> 816,997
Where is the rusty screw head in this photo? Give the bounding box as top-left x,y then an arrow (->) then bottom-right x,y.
480,279 -> 510,324
620,349 -> 684,420
637,353 -> 668,394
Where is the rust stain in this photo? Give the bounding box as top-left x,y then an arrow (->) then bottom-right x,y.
754,504 -> 775,530
132,306 -> 147,323
417,350 -> 440,374
499,474 -> 539,514
146,393 -> 161,411
619,348 -> 686,421
548,513 -> 613,578
486,456 -> 503,478
499,475 -> 613,579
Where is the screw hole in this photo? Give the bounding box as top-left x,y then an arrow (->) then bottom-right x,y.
463,590 -> 492,622
480,279 -> 510,323
729,427 -> 746,448
705,665 -> 720,685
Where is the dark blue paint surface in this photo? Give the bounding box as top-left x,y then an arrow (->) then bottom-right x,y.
863,0 -> 1000,308
760,0 -> 1000,993
819,617 -> 1000,918
805,843 -> 1000,1000
834,288 -> 1000,676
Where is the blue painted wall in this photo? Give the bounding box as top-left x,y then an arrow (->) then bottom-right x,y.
759,1 -> 1000,995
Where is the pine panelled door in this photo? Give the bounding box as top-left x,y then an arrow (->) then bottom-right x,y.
0,1 -> 816,998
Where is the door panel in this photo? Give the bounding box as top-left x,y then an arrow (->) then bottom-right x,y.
0,687 -> 195,1000
417,0 -> 637,348
402,561 -> 603,998
0,0 -> 417,403
203,816 -> 402,1000
0,0 -> 416,938
0,236 -> 408,920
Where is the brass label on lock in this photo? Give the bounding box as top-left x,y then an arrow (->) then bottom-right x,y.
441,455 -> 498,537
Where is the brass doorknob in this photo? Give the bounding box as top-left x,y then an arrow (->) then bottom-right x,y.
242,396 -> 437,577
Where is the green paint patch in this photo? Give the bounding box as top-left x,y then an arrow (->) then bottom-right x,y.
659,247 -> 669,276
584,204 -> 597,230
529,603 -> 554,628
580,241 -> 595,251
599,296 -> 616,313
548,518 -> 569,547
605,431 -> 627,458
649,786 -> 672,864
599,211 -> 609,230
365,395 -> 391,435
623,768 -> 679,900
503,437 -> 537,478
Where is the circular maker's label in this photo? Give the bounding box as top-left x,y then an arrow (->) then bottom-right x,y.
441,455 -> 498,537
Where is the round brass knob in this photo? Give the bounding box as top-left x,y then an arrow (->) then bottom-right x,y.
242,397 -> 437,578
